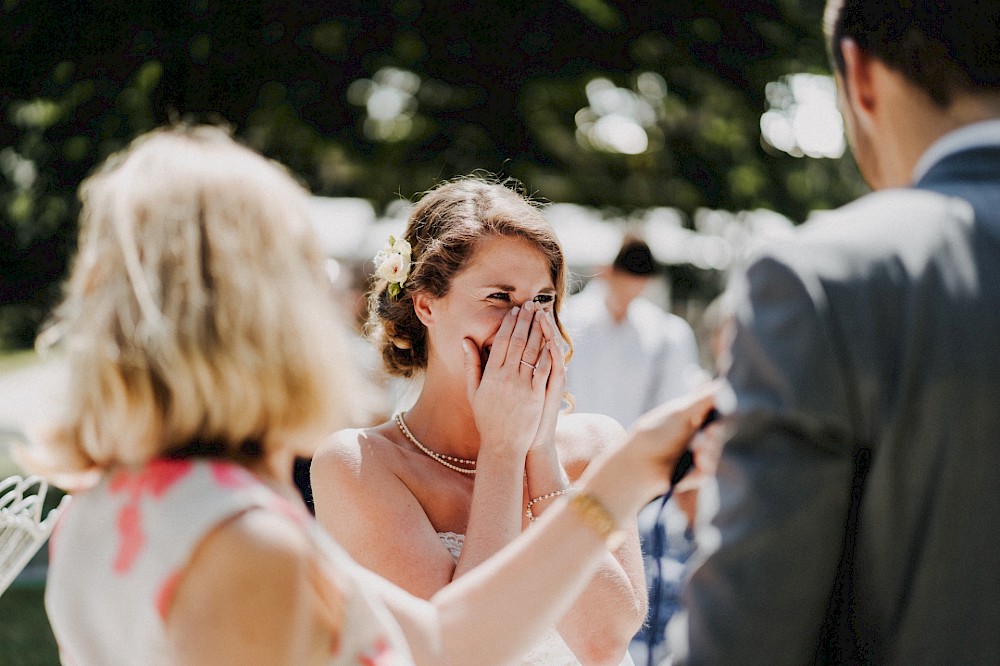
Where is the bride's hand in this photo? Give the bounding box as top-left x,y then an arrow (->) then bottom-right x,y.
527,309 -> 565,454
463,302 -> 550,459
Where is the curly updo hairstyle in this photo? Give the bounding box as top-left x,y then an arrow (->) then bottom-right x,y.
367,176 -> 571,378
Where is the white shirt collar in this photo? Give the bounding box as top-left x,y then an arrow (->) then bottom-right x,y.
911,119 -> 1000,183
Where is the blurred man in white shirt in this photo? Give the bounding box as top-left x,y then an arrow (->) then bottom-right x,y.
563,237 -> 707,429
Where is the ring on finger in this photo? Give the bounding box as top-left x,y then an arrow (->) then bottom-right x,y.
520,360 -> 537,369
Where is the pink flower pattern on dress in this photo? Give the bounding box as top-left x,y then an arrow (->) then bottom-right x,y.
150,463 -> 256,618
110,459 -> 194,574
210,461 -> 255,489
270,492 -> 311,528
358,636 -> 396,665
210,461 -> 309,526
155,569 -> 181,620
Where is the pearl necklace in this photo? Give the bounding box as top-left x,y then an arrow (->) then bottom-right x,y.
394,413 -> 477,475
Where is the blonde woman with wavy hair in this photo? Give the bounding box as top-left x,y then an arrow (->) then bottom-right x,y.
31,125 -> 361,480
312,177 -> 648,665
31,124 -> 716,666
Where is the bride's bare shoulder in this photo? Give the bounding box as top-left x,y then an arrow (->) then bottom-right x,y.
312,422 -> 399,479
311,421 -> 427,541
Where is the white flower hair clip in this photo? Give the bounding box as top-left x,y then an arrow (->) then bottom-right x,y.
374,235 -> 412,298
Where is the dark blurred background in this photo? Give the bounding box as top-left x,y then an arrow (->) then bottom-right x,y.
0,0 -> 864,349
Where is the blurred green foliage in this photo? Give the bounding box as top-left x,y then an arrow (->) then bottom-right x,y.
0,0 -> 865,349
0,584 -> 59,665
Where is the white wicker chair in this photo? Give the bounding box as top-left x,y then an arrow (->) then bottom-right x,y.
0,474 -> 70,596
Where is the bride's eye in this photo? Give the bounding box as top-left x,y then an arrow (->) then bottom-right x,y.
533,294 -> 555,306
488,292 -> 511,302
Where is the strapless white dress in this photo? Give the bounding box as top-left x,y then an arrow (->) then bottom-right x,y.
437,532 -> 635,666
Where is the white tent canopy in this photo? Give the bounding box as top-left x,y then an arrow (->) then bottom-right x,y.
308,195 -> 796,273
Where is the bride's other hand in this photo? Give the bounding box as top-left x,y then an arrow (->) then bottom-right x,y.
462,302 -> 549,459
528,309 -> 565,454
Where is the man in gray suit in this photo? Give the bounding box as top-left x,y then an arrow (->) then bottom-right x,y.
669,1 -> 1000,663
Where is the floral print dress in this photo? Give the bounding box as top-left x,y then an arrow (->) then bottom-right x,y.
45,458 -> 413,666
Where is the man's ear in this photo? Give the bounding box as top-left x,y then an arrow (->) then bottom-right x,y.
840,38 -> 878,130
412,292 -> 435,328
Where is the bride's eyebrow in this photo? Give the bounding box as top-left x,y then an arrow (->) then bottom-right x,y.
479,283 -> 556,294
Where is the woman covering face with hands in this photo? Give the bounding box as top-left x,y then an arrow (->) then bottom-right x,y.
34,129 -> 715,665
312,178 -> 646,665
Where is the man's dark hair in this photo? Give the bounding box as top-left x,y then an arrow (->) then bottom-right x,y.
612,238 -> 656,276
825,0 -> 1000,107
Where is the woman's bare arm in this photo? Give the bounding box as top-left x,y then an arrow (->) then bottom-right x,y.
521,310 -> 647,663
166,509 -> 338,665
528,414 -> 647,664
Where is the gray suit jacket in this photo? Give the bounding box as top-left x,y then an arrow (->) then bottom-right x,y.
676,145 -> 1000,665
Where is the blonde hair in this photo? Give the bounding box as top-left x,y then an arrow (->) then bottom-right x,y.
29,125 -> 364,483
366,176 -> 572,378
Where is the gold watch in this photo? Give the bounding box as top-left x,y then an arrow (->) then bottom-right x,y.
569,492 -> 627,551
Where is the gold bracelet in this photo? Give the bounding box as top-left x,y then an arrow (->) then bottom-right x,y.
525,487 -> 574,524
568,492 -> 627,551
